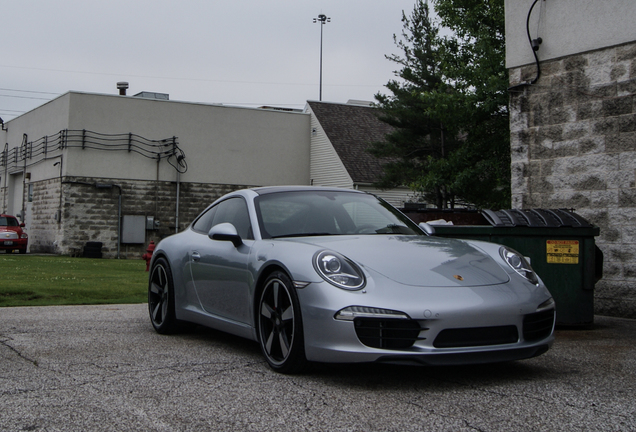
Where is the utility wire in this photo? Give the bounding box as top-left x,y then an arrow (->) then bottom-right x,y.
0,87 -> 61,95
0,94 -> 52,101
0,64 -> 383,88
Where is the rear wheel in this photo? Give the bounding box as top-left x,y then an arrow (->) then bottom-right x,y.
257,271 -> 307,374
148,257 -> 179,334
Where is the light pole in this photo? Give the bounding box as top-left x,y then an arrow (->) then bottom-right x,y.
313,14 -> 330,101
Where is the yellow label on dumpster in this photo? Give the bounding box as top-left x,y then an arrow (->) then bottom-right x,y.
546,240 -> 579,264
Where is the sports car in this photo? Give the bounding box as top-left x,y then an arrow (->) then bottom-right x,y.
148,186 -> 555,373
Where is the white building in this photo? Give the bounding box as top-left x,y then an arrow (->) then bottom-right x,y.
1,91 -> 310,257
1,92 -> 412,257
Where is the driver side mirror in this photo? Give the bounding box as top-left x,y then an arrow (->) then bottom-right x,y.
208,223 -> 243,247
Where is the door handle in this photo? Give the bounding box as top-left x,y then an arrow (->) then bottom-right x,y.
192,251 -> 201,262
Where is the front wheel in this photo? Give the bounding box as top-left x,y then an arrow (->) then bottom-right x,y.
257,271 -> 307,374
148,257 -> 179,334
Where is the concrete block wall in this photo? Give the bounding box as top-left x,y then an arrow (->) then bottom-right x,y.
29,176 -> 250,258
28,178 -> 63,253
509,41 -> 636,318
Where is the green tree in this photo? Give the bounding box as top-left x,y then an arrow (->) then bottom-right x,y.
372,0 -> 510,209
370,0 -> 459,208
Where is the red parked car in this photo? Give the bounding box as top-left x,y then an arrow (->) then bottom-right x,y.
0,214 -> 28,254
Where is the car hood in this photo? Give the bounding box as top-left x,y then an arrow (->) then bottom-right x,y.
0,226 -> 21,234
286,235 -> 510,287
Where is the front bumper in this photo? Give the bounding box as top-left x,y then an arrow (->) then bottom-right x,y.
0,238 -> 28,251
297,280 -> 555,365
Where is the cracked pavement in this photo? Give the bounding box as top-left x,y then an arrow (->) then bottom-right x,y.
0,304 -> 634,431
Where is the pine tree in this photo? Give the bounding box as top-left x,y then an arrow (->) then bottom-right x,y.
372,0 -> 510,209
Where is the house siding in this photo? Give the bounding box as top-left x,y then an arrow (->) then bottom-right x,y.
308,109 -> 353,188
357,185 -> 414,208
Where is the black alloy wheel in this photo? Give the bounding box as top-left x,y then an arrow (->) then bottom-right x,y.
148,257 -> 179,334
257,271 -> 307,374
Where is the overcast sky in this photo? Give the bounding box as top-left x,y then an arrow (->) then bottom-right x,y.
1,0 -> 422,121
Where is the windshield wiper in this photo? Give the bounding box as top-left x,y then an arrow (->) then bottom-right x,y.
375,224 -> 410,234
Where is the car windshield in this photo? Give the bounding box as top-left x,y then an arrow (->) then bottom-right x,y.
0,217 -> 19,227
254,190 -> 422,239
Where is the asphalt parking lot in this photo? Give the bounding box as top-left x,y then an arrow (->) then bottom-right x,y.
1,304 -> 634,432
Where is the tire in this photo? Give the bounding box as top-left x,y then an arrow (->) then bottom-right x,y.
148,257 -> 180,334
257,271 -> 307,374
19,248 -> 26,254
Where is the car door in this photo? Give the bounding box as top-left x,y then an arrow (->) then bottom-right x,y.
189,197 -> 254,324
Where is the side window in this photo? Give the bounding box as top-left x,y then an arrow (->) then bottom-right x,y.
211,197 -> 253,240
191,206 -> 218,233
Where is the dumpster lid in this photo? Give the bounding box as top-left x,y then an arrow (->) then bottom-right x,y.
481,209 -> 593,228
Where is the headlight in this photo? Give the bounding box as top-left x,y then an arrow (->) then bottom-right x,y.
313,250 -> 365,290
500,246 -> 539,285
21,233 -> 28,239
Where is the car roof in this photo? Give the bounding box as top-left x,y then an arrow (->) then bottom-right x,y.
251,186 -> 367,196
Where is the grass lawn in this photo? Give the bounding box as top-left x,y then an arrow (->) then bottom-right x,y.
0,255 -> 149,307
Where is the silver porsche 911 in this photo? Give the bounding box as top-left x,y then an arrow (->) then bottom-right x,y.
148,186 -> 555,373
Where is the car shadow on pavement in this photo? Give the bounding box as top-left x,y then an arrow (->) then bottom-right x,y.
175,323 -> 264,356
310,359 -> 554,389
175,323 -> 557,388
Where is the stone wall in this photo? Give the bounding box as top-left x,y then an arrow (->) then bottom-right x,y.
29,178 -> 64,253
509,41 -> 636,318
29,176 -> 251,258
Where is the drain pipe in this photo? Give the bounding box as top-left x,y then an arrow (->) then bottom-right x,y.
53,156 -> 64,225
116,186 -> 122,259
2,143 -> 7,213
175,169 -> 180,233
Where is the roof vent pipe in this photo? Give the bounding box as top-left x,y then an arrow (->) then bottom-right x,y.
117,82 -> 129,96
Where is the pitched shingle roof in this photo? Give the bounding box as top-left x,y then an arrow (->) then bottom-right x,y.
308,101 -> 393,184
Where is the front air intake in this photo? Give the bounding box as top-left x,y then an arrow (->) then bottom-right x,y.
433,326 -> 519,348
523,310 -> 555,341
354,318 -> 425,350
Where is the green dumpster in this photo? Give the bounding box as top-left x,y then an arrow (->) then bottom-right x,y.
412,208 -> 602,327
